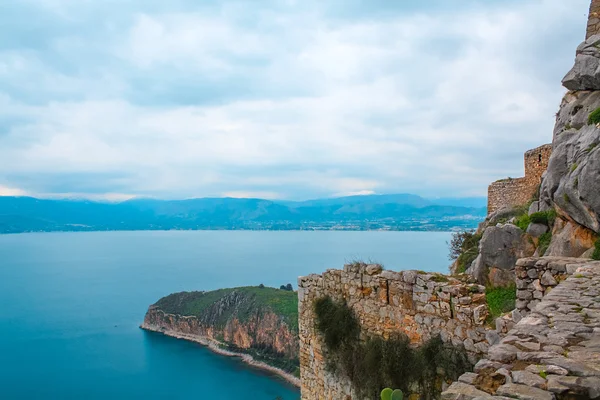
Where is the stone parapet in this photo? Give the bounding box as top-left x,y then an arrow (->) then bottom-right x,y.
298,263 -> 497,400
514,256 -> 592,318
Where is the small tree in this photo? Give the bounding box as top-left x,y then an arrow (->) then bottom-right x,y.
448,230 -> 476,260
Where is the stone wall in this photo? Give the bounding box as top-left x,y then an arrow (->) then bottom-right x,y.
514,256 -> 591,318
588,0 -> 600,39
298,263 -> 497,400
487,144 -> 552,214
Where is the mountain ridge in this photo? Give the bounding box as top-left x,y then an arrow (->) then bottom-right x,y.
0,194 -> 486,233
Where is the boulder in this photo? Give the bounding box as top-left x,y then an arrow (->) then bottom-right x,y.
545,219 -> 596,257
470,224 -> 535,286
441,382 -> 491,400
562,35 -> 600,90
526,223 -> 548,238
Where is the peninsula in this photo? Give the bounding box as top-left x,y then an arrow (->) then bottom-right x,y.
140,286 -> 300,386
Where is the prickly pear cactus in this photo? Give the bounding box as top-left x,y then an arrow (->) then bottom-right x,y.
380,388 -> 393,400
391,389 -> 403,400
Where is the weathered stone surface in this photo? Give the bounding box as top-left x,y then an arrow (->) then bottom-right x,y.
562,34 -> 600,90
496,383 -> 554,400
526,223 -> 548,238
441,382 -> 491,400
471,225 -> 535,286
511,370 -> 546,388
443,262 -> 600,400
540,88 -> 600,237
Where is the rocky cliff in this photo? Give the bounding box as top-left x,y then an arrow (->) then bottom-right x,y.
537,35 -> 600,257
141,287 -> 299,375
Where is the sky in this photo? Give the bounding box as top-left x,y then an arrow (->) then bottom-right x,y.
0,0 -> 592,201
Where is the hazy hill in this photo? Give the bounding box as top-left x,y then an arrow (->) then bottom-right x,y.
0,194 -> 486,233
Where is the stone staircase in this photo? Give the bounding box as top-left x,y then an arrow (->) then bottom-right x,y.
442,260 -> 600,399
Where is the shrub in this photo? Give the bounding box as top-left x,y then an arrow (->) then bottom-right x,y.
528,210 -> 557,229
515,213 -> 531,231
314,297 -> 471,399
588,107 -> 600,125
538,232 -> 552,256
529,211 -> 548,225
592,238 -> 600,261
314,296 -> 360,351
486,285 -> 516,322
448,230 -> 482,274
280,283 -> 293,291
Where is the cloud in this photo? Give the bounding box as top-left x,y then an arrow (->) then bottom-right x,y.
0,0 -> 591,200
0,185 -> 28,197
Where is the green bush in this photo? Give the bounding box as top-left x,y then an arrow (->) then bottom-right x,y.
486,285 -> 516,322
314,297 -> 471,399
538,232 -> 552,256
314,296 -> 360,351
529,212 -> 548,225
529,209 -> 557,227
588,107 -> 600,125
515,213 -> 531,231
449,230 -> 482,274
592,238 -> 600,261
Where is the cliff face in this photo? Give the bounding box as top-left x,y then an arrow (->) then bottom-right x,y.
538,35 -> 600,256
142,287 -> 299,369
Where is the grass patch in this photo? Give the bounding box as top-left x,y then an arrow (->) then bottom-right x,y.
563,193 -> 570,203
430,274 -> 449,283
587,143 -> 598,152
592,238 -> 600,261
515,213 -> 531,231
588,107 -> 600,125
571,163 -> 578,173
314,297 -> 471,399
485,285 -> 516,322
538,232 -> 552,256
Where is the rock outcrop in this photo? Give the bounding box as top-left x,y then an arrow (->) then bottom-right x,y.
537,33 -> 600,256
141,287 -> 299,372
469,224 -> 535,286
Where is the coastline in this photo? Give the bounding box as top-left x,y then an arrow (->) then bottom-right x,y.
139,323 -> 301,388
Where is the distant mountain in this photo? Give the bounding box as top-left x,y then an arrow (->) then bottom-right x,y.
0,194 -> 486,234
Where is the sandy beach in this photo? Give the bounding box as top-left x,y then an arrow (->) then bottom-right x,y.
140,323 -> 301,388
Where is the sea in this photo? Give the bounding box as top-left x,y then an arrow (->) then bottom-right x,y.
0,230 -> 452,399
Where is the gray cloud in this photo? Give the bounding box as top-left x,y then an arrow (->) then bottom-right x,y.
0,0 -> 592,200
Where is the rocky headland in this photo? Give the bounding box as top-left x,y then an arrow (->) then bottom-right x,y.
140,286 -> 300,386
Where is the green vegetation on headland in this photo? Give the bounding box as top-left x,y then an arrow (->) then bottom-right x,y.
149,285 -> 300,375
0,195 -> 486,234
154,286 -> 299,332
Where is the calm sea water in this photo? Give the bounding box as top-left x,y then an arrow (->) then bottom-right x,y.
0,230 -> 451,399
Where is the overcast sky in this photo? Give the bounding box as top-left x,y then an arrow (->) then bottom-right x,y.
0,0 -> 591,201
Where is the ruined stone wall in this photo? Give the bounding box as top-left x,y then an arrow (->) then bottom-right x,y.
514,256 -> 591,318
588,0 -> 600,39
298,263 -> 496,400
487,144 -> 552,214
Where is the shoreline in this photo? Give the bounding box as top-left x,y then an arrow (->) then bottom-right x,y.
139,323 -> 301,388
